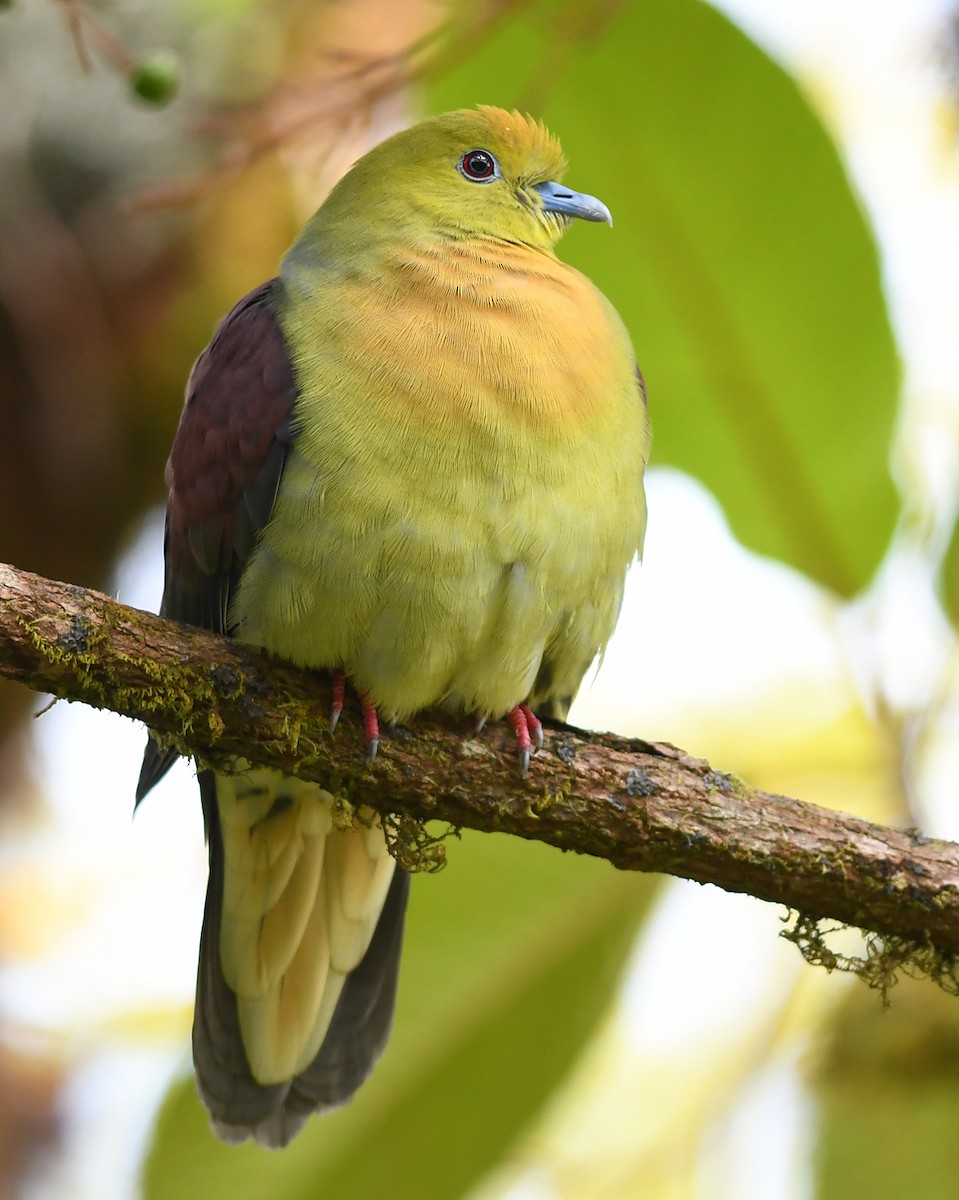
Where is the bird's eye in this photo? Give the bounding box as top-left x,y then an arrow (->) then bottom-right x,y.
458,149 -> 498,182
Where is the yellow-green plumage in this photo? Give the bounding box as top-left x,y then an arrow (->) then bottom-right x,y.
141,105 -> 649,1148
235,108 -> 649,716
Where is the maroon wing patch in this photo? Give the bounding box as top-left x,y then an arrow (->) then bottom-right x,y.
161,279 -> 297,634
138,279 -> 297,802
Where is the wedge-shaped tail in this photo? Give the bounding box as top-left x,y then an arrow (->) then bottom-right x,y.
193,767 -> 408,1148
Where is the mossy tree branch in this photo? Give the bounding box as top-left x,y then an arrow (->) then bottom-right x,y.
2,559 -> 959,967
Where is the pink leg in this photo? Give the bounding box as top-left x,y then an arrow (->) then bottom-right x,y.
361,693 -> 380,763
329,667 -> 380,762
507,705 -> 534,776
519,704 -> 544,751
329,667 -> 346,732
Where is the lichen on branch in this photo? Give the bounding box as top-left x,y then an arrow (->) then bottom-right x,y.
2,558 -> 959,990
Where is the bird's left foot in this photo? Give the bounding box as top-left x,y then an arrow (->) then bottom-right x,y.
506,704 -> 544,777
329,668 -> 347,732
328,667 -> 381,763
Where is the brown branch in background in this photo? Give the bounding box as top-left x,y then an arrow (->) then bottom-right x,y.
51,0 -> 539,213
54,0 -> 137,75
133,0 -> 532,211
54,0 -> 94,73
2,559 -> 959,974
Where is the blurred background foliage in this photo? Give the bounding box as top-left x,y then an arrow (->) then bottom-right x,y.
1,0 -> 959,1197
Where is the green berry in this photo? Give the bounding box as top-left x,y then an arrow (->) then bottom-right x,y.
129,52 -> 180,106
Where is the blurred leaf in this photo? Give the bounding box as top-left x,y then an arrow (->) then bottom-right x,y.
941,513 -> 959,625
814,977 -> 959,1199
432,0 -> 900,596
143,832 -> 654,1200
474,691 -> 901,1199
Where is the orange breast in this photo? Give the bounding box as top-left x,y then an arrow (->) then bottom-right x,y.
332,236 -> 630,437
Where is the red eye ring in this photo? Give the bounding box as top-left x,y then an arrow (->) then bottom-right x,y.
459,149 -> 497,181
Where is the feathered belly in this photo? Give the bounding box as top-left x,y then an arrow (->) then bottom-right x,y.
233,415 -> 642,718
234,250 -> 648,717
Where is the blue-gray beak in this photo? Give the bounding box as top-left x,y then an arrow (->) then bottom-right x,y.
533,179 -> 613,226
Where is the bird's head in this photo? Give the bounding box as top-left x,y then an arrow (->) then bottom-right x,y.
312,106 -> 612,254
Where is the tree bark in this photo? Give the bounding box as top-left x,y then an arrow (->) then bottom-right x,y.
2,558 -> 958,962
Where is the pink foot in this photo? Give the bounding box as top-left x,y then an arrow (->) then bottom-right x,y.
507,703 -> 544,776
328,668 -> 380,763
519,704 -> 544,751
329,668 -> 346,732
361,693 -> 380,763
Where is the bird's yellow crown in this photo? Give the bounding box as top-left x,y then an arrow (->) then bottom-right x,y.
295,106 -> 583,255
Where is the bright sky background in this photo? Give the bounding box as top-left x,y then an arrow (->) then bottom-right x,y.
5,2 -> 959,1197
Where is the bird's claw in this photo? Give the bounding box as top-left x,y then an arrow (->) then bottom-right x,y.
522,704 -> 544,751
329,667 -> 346,733
361,693 -> 380,764
507,703 -> 542,777
328,667 -> 380,762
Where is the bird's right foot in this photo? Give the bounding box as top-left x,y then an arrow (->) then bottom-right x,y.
506,704 -> 544,777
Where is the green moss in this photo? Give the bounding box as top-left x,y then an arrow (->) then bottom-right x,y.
782,912 -> 959,1004
521,783 -> 572,820
330,792 -> 358,831
20,607 -> 313,768
383,812 -> 456,874
19,613 -> 108,699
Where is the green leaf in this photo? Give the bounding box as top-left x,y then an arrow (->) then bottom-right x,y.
941,513 -> 959,625
432,0 -> 901,595
143,832 -> 654,1200
814,979 -> 959,1198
